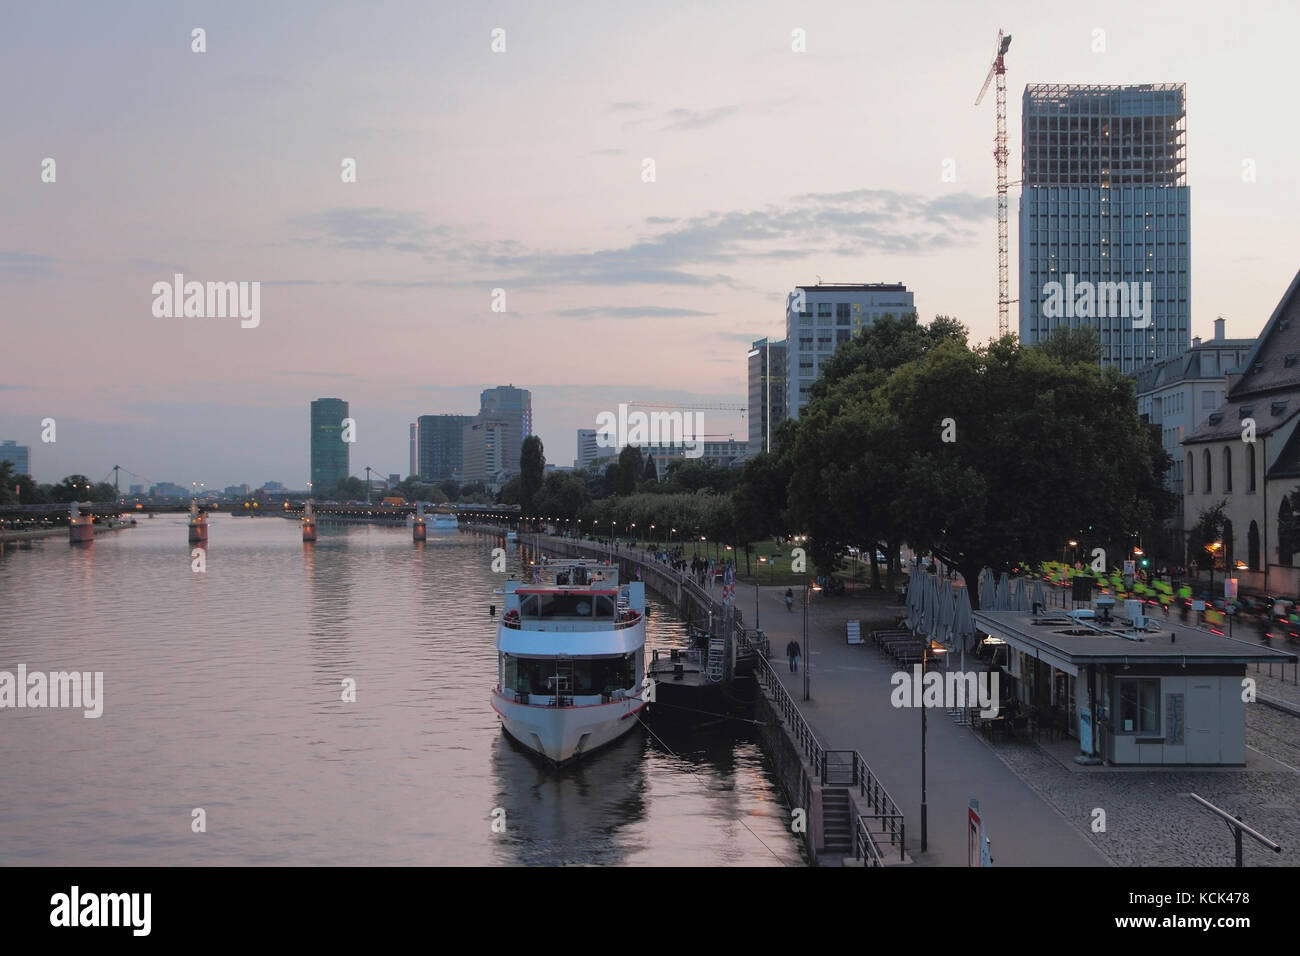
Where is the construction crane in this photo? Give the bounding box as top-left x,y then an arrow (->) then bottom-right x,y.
974,29 -> 1012,338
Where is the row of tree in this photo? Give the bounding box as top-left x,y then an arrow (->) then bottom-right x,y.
0,464 -> 117,505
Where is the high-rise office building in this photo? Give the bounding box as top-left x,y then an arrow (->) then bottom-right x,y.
409,423 -> 418,478
0,440 -> 31,476
576,429 -> 600,469
477,385 -> 532,472
417,414 -> 471,479
1019,83 -> 1190,373
785,283 -> 914,419
747,338 -> 787,454
462,419 -> 509,483
310,398 -> 349,493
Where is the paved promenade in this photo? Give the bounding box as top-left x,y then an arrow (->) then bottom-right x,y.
748,584 -> 1110,867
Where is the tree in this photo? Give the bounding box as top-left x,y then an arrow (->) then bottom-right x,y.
1188,499 -> 1230,576
533,472 -> 590,523
0,461 -> 14,505
617,446 -> 643,496
602,463 -> 621,498
1033,325 -> 1104,367
788,335 -> 1173,605
439,479 -> 460,501
53,475 -> 96,502
642,456 -> 659,486
519,436 -> 545,515
497,475 -> 522,506
15,473 -> 45,504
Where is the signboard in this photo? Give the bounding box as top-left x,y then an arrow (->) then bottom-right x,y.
1165,693 -> 1184,746
1225,578 -> 1238,601
968,799 -> 993,867
1123,560 -> 1135,576
1191,599 -> 1206,613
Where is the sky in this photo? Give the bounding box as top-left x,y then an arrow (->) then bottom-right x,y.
2,0 -> 1298,487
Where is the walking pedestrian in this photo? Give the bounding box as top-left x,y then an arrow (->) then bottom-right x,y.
786,639 -> 801,672
785,587 -> 794,612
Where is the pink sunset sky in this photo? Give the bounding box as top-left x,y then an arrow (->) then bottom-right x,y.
2,0 -> 1296,486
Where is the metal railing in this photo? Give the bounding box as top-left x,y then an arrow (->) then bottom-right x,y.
854,814 -> 886,867
742,626 -> 826,782
824,749 -> 906,862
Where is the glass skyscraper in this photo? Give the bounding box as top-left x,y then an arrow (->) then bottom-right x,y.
310,397 -> 349,493
417,414 -> 472,479
1019,83 -> 1190,373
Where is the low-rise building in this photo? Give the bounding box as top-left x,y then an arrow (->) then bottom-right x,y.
1183,269 -> 1300,595
975,601 -> 1295,766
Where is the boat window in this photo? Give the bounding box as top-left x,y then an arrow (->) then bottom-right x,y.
518,595 -> 539,618
536,594 -> 615,619
510,657 -> 634,696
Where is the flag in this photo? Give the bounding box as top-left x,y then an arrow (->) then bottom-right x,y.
722,562 -> 736,604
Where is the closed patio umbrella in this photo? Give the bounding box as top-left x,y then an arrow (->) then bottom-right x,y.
1031,578 -> 1046,614
938,577 -> 957,647
979,567 -> 996,609
1013,577 -> 1030,612
995,572 -> 1011,612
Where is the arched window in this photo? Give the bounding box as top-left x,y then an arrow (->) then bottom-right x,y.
1249,520 -> 1261,571
1280,499 -> 1294,568
1187,453 -> 1194,493
1224,447 -> 1233,493
1204,449 -> 1213,494
1248,445 -> 1257,492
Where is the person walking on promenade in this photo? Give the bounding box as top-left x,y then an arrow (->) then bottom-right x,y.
786,639 -> 801,672
785,587 -> 794,612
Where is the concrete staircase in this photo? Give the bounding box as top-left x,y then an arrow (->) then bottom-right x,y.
821,787 -> 853,855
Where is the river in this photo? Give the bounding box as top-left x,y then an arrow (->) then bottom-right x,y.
0,515 -> 803,866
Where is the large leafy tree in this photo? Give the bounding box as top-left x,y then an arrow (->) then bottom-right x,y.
519,435 -> 546,515
616,446 -> 643,496
787,315 -> 968,588
869,337 -> 1172,602
0,461 -> 14,505
533,471 -> 589,523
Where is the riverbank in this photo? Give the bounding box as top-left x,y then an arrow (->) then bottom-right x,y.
0,522 -> 136,544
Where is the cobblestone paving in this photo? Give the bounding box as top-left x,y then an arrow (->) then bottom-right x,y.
980,703 -> 1300,867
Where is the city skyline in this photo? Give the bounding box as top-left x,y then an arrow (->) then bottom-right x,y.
4,1 -> 1298,485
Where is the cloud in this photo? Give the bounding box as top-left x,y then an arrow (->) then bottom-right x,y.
610,101 -> 646,112
591,147 -> 626,156
550,306 -> 716,319
0,252 -> 57,279
128,257 -> 187,273
288,208 -> 449,254
661,105 -> 739,130
277,188 -> 988,291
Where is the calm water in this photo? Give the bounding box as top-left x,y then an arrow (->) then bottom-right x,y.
0,516 -> 802,866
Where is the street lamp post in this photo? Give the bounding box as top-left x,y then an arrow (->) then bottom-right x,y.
802,581 -> 820,701
921,643 -> 929,852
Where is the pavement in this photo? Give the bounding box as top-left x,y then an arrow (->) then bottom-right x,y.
748,584 -> 1110,868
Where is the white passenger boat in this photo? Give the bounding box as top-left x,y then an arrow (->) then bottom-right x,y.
432,513 -> 459,532
506,530 -> 518,544
492,560 -> 647,765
